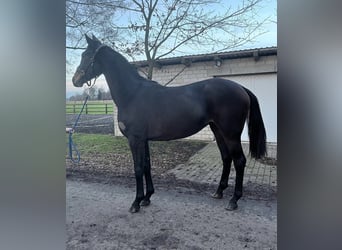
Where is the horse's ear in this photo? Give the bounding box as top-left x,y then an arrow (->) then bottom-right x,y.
85,34 -> 93,45
92,35 -> 101,43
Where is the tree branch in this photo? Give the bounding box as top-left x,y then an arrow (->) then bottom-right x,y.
66,46 -> 87,50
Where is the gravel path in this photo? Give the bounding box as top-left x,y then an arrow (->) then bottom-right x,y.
67,179 -> 277,250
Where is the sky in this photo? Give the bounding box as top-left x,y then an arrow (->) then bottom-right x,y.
66,0 -> 277,98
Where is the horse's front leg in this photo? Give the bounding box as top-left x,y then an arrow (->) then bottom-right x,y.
128,136 -> 146,213
141,141 -> 154,206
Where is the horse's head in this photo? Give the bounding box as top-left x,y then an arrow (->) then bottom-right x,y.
72,34 -> 106,87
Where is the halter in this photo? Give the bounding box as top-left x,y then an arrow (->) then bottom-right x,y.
82,44 -> 108,87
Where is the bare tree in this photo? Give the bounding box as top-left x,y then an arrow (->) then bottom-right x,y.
66,0 -> 123,50
66,0 -> 144,72
66,0 -> 125,74
66,0 -> 269,81
66,0 -> 144,55
127,0 -> 267,79
67,86 -> 113,101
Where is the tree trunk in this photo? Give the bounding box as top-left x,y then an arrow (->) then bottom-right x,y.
147,61 -> 154,80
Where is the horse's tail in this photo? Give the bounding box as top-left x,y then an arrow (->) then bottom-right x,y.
243,87 -> 267,159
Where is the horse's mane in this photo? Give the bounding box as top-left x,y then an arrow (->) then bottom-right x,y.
106,47 -> 159,85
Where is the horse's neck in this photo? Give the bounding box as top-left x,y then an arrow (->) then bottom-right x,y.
100,53 -> 141,109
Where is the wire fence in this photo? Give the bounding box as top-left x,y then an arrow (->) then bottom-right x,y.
66,114 -> 114,134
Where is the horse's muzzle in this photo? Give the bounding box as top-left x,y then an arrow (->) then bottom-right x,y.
72,70 -> 85,87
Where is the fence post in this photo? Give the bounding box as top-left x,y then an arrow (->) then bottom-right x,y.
85,104 -> 88,114
105,104 -> 108,114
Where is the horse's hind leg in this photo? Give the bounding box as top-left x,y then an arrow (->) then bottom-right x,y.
209,123 -> 232,199
225,139 -> 246,211
141,141 -> 154,206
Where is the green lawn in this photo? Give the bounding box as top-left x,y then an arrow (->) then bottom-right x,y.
66,133 -> 129,155
66,133 -> 207,157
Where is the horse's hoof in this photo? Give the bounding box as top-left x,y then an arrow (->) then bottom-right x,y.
226,202 -> 238,211
129,205 -> 140,213
140,199 -> 151,206
211,192 -> 223,199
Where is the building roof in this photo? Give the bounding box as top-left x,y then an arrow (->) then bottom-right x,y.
132,47 -> 277,67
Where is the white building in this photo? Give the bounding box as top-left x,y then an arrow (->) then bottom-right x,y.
114,47 -> 277,143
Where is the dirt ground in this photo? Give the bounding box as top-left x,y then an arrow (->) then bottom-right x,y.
67,166 -> 277,250
67,178 -> 276,250
66,139 -> 208,180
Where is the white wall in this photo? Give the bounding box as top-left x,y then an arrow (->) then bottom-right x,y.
221,74 -> 277,142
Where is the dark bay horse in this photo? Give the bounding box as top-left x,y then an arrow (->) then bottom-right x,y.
72,34 -> 267,213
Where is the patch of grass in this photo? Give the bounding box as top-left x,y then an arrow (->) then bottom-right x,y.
66,133 -> 208,158
66,133 -> 130,155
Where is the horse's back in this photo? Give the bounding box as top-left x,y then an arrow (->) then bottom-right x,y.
142,77 -> 250,119
140,77 -> 250,111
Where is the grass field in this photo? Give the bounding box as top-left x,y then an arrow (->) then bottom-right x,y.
66,133 -> 129,155
66,100 -> 115,114
66,133 -> 207,157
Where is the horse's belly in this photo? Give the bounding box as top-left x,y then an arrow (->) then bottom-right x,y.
148,114 -> 208,141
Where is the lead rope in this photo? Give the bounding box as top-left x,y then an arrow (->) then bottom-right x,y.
68,76 -> 98,163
